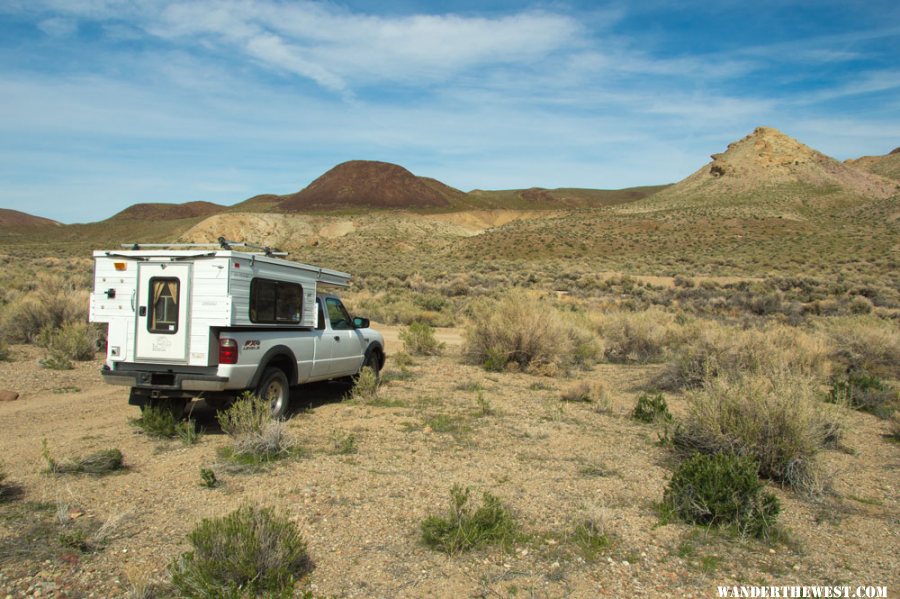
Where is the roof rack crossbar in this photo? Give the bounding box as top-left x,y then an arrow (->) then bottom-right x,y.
122,238 -> 287,257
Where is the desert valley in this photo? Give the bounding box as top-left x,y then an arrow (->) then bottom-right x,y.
0,126 -> 898,598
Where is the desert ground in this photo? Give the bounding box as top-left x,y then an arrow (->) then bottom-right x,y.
0,322 -> 898,598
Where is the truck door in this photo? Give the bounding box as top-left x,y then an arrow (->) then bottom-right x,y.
324,297 -> 365,375
135,262 -> 191,363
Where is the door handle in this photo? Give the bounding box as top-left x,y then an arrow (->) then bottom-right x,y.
333,336 -> 340,341
139,306 -> 147,317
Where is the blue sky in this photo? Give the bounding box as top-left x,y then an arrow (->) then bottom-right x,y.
1,1 -> 898,223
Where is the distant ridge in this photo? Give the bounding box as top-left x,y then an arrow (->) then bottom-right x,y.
845,148 -> 900,182
0,208 -> 60,227
109,201 -> 226,221
278,160 -> 465,210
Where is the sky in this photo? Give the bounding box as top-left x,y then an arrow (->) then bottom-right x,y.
1,1 -> 898,223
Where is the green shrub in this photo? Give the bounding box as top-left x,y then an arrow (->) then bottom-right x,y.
39,350 -> 72,370
349,366 -> 379,402
42,440 -> 124,475
674,371 -> 837,494
177,420 -> 202,445
829,371 -> 898,419
631,393 -> 673,423
462,290 -> 594,375
169,505 -> 312,598
132,405 -> 178,438
421,485 -> 520,555
571,518 -> 611,562
331,432 -> 357,455
662,452 -> 780,539
200,468 -> 218,489
218,394 -> 291,464
399,322 -> 445,356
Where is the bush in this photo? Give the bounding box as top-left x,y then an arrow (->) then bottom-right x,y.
824,316 -> 900,379
594,308 -> 681,363
399,322 -> 445,356
218,394 -> 291,463
559,381 -> 607,405
38,321 -> 97,361
421,485 -> 520,555
0,340 -> 10,362
42,440 -> 124,475
673,371 -> 837,494
658,323 -> 829,390
132,405 -> 178,438
170,505 -> 313,598
662,452 -> 780,538
349,367 -> 379,402
0,275 -> 87,343
829,371 -> 899,419
463,290 -> 595,375
631,393 -> 673,423
39,350 -> 72,370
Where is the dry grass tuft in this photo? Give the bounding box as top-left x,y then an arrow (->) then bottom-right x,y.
462,290 -> 596,375
823,316 -> 900,379
674,370 -> 839,495
658,323 -> 830,390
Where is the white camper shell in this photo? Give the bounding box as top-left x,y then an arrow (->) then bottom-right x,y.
89,244 -> 385,417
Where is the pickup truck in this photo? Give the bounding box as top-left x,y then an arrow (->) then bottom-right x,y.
90,247 -> 385,418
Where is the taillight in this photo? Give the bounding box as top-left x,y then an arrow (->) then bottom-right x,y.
219,338 -> 238,364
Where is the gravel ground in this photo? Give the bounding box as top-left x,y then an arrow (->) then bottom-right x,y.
0,334 -> 897,598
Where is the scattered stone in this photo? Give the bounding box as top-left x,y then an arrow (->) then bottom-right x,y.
0,390 -> 18,402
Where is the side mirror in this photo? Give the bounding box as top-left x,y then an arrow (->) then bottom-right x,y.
352,316 -> 370,329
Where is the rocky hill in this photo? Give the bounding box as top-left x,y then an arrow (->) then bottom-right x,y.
277,160 -> 466,211
845,148 -> 900,182
0,208 -> 60,227
108,201 -> 226,221
619,126 -> 898,215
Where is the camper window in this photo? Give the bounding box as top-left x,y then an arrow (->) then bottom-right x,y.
250,278 -> 302,324
148,277 -> 179,334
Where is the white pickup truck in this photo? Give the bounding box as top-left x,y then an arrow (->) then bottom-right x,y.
89,244 -> 385,418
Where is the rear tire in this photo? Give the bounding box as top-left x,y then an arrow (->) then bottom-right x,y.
256,367 -> 290,419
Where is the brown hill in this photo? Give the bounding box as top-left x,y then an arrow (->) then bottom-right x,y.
277,160 -> 465,211
845,149 -> 900,182
109,201 -> 226,221
622,126 -> 898,215
0,208 -> 60,227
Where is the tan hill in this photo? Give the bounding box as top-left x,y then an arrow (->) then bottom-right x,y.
277,160 -> 466,211
845,148 -> 900,182
109,201 -> 226,221
622,126 -> 898,216
0,208 -> 60,227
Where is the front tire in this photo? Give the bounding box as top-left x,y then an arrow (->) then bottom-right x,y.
360,350 -> 382,380
256,367 -> 290,419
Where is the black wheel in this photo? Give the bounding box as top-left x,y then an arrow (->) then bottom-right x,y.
359,350 -> 382,380
256,367 -> 290,419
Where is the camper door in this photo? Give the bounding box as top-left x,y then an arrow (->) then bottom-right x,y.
135,262 -> 191,362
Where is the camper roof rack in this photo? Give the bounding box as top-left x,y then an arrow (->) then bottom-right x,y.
122,237 -> 287,257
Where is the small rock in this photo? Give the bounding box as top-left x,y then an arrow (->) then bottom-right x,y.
0,390 -> 18,402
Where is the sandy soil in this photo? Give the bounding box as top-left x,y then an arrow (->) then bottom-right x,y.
0,332 -> 897,598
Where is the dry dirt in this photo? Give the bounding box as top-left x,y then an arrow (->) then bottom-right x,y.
0,331 -> 898,598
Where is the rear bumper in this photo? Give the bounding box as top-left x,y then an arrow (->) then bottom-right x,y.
100,365 -> 229,392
